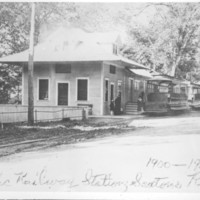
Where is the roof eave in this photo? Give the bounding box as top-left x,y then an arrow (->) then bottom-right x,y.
118,57 -> 149,70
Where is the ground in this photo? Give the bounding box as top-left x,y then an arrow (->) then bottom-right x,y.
0,111 -> 200,197
0,117 -> 134,157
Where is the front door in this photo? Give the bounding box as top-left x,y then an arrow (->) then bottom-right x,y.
129,79 -> 133,102
110,83 -> 114,101
58,83 -> 68,105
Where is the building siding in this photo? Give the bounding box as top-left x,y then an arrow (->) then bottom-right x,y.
101,62 -> 147,115
102,62 -> 126,115
22,61 -> 147,116
23,61 -> 102,115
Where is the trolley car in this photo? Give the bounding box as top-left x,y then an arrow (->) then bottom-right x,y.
188,82 -> 200,109
145,75 -> 190,114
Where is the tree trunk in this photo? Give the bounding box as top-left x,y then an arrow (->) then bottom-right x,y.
28,3 -> 35,125
170,54 -> 182,77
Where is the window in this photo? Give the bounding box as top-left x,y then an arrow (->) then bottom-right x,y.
173,86 -> 180,94
110,65 -> 116,74
39,79 -> 49,100
110,83 -> 115,101
158,85 -> 168,93
168,85 -> 173,93
134,80 -> 140,90
55,63 -> 71,73
180,87 -> 186,94
118,81 -> 122,94
77,79 -> 88,101
105,79 -> 109,102
147,84 -> 154,93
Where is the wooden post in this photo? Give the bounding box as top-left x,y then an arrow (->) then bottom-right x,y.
62,108 -> 64,120
82,108 -> 86,121
28,2 -> 35,125
35,109 -> 37,123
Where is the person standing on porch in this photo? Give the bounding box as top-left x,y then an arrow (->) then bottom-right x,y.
137,91 -> 145,112
114,92 -> 121,115
110,100 -> 115,115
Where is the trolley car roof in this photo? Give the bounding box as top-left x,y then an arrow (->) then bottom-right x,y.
148,75 -> 186,85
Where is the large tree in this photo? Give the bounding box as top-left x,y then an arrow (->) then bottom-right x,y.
1,2 -> 200,103
0,2 -> 78,103
124,3 -> 200,79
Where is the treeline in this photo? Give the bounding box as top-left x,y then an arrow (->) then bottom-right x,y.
0,2 -> 200,103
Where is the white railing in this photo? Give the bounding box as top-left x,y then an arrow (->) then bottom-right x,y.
0,105 -> 89,123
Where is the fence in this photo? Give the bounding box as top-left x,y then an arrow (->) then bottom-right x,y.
0,105 -> 89,124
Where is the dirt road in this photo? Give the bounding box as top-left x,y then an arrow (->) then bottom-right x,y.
0,112 -> 200,198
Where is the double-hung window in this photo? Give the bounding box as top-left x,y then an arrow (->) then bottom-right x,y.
39,79 -> 49,100
110,65 -> 116,74
105,79 -> 109,102
77,79 -> 88,101
134,80 -> 140,90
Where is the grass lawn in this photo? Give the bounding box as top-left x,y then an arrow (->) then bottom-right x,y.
0,117 -> 135,158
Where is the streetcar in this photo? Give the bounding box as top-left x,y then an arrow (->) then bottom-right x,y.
144,74 -> 190,114
188,82 -> 200,109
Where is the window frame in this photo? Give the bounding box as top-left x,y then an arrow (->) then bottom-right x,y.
76,77 -> 89,101
117,80 -> 122,93
109,65 -> 116,74
147,84 -> 154,93
110,82 -> 115,101
105,78 -> 109,102
55,63 -> 71,73
37,78 -> 50,101
134,80 -> 140,91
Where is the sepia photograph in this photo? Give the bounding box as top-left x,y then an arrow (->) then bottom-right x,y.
0,1 -> 200,199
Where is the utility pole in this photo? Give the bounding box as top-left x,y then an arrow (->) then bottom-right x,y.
28,2 -> 35,125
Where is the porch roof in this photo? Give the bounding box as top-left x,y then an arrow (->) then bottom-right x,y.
191,82 -> 200,88
130,69 -> 152,78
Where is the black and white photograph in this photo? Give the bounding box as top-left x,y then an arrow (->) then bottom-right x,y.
0,1 -> 200,199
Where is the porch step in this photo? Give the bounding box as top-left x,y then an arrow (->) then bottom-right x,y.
126,102 -> 137,105
126,111 -> 142,115
125,102 -> 141,115
126,106 -> 137,110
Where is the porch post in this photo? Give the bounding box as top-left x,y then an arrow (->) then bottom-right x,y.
100,61 -> 104,115
28,2 -> 35,125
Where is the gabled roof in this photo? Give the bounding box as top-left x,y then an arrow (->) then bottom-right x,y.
40,27 -> 122,45
0,27 -> 148,69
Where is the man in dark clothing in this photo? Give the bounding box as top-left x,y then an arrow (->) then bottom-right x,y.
114,92 -> 121,115
110,100 -> 115,115
137,96 -> 142,111
138,91 -> 145,112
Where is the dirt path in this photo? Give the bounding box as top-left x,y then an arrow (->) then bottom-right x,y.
0,118 -> 135,157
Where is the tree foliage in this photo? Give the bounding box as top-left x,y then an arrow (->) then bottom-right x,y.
125,3 -> 200,80
0,2 -> 78,103
0,2 -> 132,103
1,3 -> 200,103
